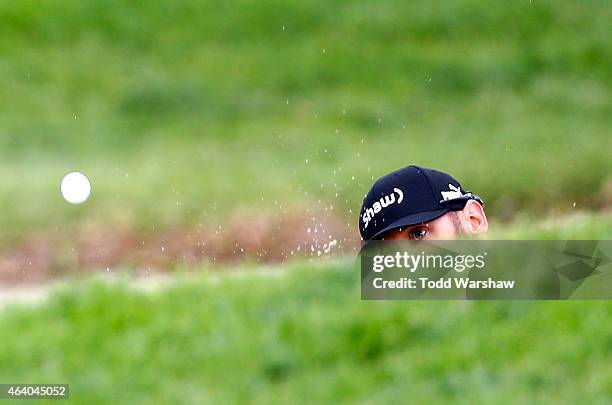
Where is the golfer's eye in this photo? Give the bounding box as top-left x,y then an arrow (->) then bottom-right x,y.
409,227 -> 427,241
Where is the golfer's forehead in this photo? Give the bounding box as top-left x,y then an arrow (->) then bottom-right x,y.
385,213 -> 454,236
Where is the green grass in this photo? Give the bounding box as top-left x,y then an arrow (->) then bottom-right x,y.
489,211 -> 612,239
1,217 -> 610,403
0,3 -> 609,402
1,259 -> 611,404
0,0 -> 610,237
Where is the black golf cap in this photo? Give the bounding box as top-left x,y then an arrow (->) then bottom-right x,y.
359,165 -> 483,241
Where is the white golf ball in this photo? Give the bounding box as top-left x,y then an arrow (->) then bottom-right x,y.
61,171 -> 91,204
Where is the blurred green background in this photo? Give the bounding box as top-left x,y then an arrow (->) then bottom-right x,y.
0,0 -> 611,403
1,262 -> 611,403
0,0 -> 609,236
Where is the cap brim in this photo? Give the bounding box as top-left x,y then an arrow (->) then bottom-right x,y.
368,208 -> 450,240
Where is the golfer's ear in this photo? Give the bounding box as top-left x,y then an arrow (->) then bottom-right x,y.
462,200 -> 488,234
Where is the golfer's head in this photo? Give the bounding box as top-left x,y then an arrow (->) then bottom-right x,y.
359,165 -> 487,241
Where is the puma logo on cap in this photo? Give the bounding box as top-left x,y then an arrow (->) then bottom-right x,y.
440,184 -> 463,201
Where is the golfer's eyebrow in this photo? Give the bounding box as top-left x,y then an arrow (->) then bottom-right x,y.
398,224 -> 429,236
